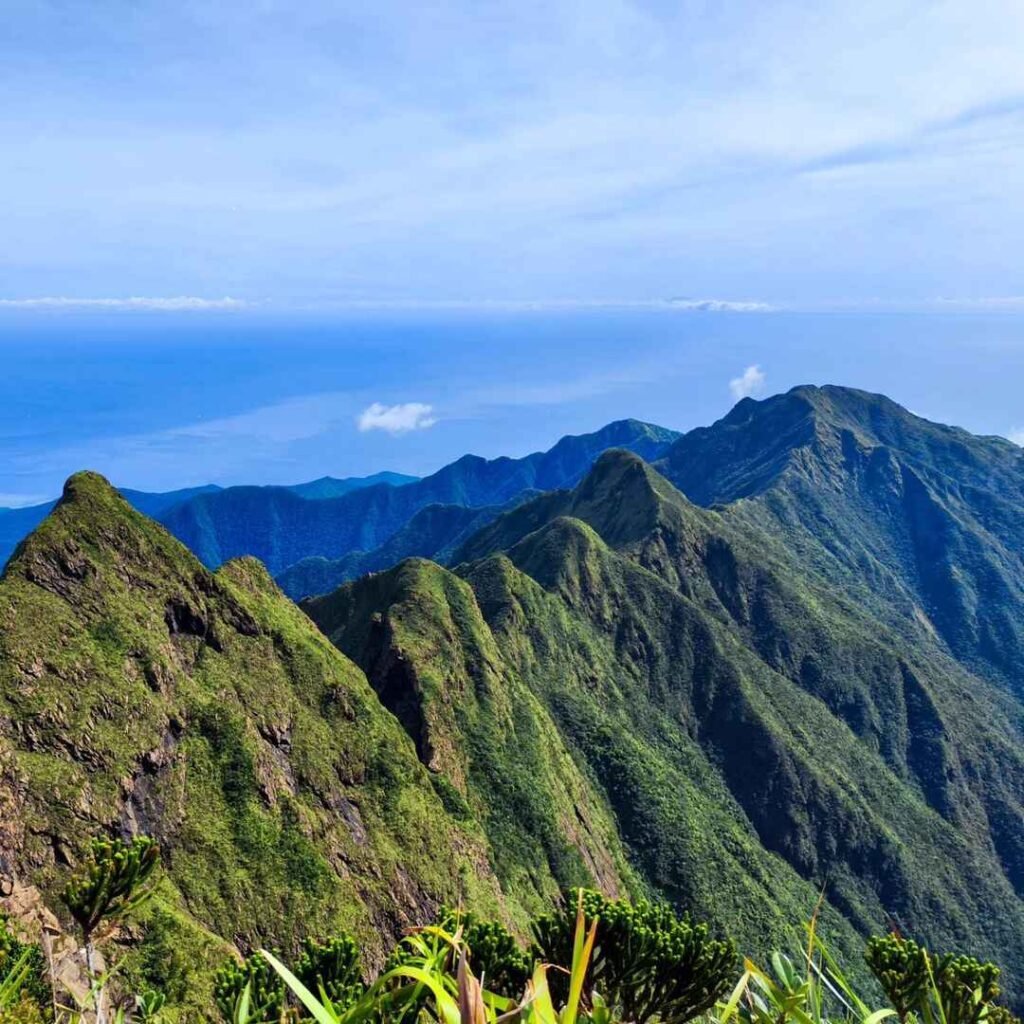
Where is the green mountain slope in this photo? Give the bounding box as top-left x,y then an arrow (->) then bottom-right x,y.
305,558 -> 641,908
161,420 -> 681,575
655,385 -> 1024,692
311,446 -> 1024,1002
0,473 -> 532,1001
6,388 -> 1024,1009
276,494 -> 537,600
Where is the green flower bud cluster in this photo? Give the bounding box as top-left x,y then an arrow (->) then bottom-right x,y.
866,934 -> 1003,1024
62,836 -> 159,938
533,888 -> 737,1024
433,908 -> 531,999
933,953 -> 1001,1024
294,934 -> 364,1011
865,935 -> 932,1022
213,952 -> 286,1024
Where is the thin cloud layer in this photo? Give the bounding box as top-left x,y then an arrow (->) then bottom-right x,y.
1009,429 -> 1024,447
0,297 -> 246,311
357,402 -> 437,435
936,297 -> 1024,311
4,2 -> 1024,304
729,365 -> 766,401
666,298 -> 774,312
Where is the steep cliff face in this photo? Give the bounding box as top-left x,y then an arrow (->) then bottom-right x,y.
0,473 -> 518,996
306,558 -> 637,912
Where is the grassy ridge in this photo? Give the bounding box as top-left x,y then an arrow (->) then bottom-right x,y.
3,386 -> 1024,1012
0,473 -> 518,1011
310,445 -> 1024,1003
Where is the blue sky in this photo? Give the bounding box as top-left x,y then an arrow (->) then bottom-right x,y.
3,0 -> 1024,307
1,308 -> 1023,506
2,3 -> 1024,504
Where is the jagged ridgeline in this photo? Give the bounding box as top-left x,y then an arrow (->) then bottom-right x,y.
3,387 -> 1024,1009
0,472 -> 532,1001
305,392 -> 1024,1006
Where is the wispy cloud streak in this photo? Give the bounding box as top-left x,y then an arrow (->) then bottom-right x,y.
0,297 -> 246,311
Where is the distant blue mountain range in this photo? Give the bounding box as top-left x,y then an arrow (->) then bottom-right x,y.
0,471 -> 419,570
0,421 -> 679,587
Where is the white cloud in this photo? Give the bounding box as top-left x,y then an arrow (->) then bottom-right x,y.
729,364 -> 766,401
0,296 -> 246,311
5,3 -> 1024,304
1008,429 -> 1024,447
312,298 -> 775,312
357,402 -> 437,435
666,298 -> 774,312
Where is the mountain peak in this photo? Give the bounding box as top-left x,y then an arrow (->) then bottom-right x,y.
574,448 -> 668,524
656,384 -> 1023,507
4,467 -> 206,603
453,447 -> 697,566
58,469 -> 124,507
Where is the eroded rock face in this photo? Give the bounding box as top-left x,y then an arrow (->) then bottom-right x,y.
0,880 -> 93,1006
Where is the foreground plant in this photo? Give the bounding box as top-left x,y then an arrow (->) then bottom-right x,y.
61,835 -> 160,1024
214,952 -> 287,1024
519,890 -> 600,1024
33,838 -> 1023,1024
260,890 -> 639,1024
260,924 -> 477,1024
533,889 -> 736,1024
720,943 -> 895,1024
866,935 -> 1001,1024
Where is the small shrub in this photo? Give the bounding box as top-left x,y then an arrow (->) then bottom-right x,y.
63,836 -> 159,940
0,995 -> 46,1024
866,933 -> 1001,1024
435,909 -> 531,998
933,953 -> 1001,1024
865,934 -> 931,1022
0,917 -> 47,1017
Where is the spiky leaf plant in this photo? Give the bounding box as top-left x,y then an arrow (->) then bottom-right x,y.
134,989 -> 166,1023
533,889 -> 736,1024
0,918 -> 47,1017
62,836 -> 159,941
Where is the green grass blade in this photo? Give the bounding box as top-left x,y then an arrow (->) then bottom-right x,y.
260,949 -> 340,1024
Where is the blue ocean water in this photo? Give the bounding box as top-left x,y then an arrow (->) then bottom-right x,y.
0,308 -> 1022,505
